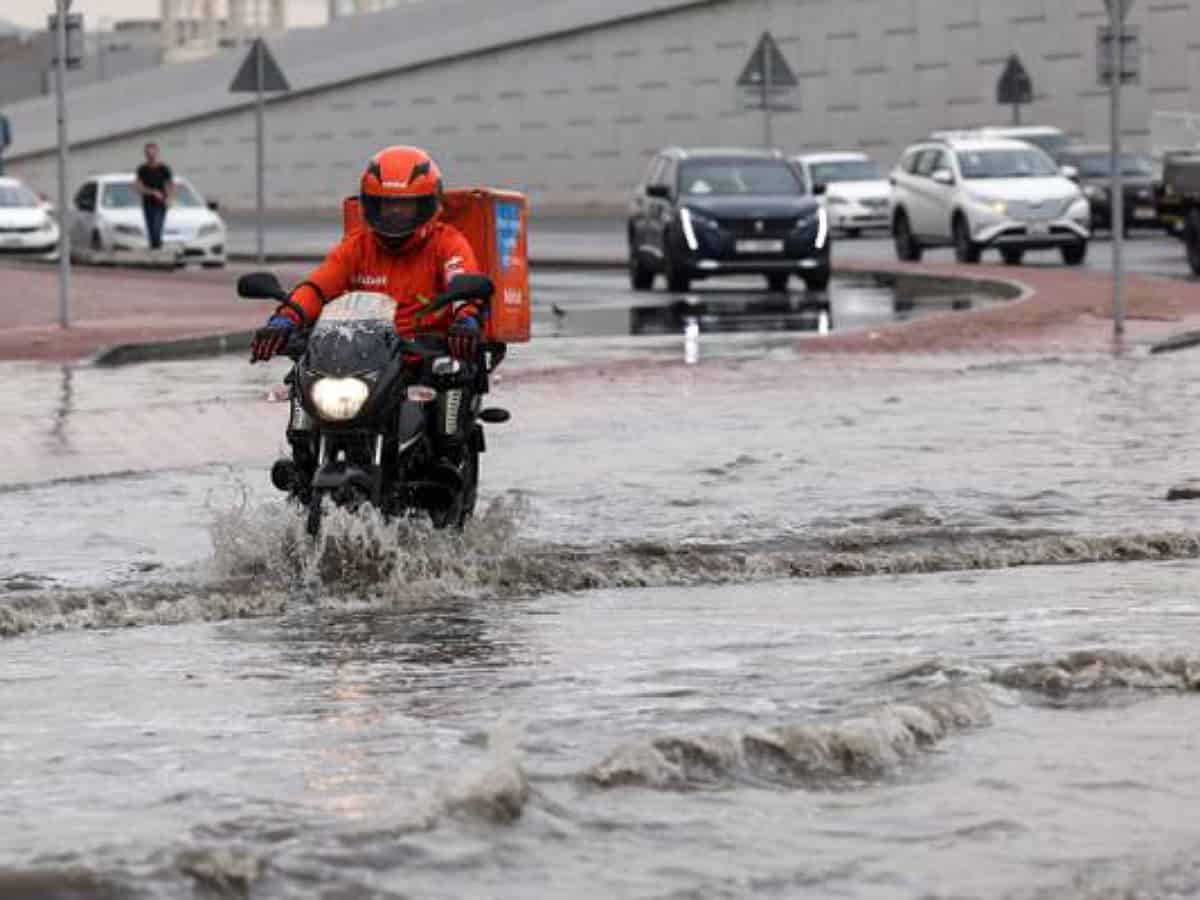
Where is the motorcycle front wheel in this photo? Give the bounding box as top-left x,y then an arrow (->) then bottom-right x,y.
306,489 -> 325,537
430,446 -> 479,531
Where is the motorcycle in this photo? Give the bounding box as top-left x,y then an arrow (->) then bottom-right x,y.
237,271 -> 510,535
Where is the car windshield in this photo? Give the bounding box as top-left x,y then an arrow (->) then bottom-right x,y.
809,160 -> 882,184
102,180 -> 205,208
0,184 -> 39,208
679,160 -> 802,196
956,148 -> 1060,179
1071,153 -> 1154,178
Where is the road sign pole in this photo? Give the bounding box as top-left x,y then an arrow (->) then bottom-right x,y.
1110,13 -> 1125,339
255,41 -> 265,265
53,0 -> 71,329
762,36 -> 772,149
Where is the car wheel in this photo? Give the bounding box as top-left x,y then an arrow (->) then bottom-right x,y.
893,211 -> 922,262
664,237 -> 691,293
1000,248 -> 1025,266
1185,211 -> 1200,276
803,269 -> 831,292
629,249 -> 655,291
953,214 -> 982,264
1060,240 -> 1088,266
765,272 -> 789,292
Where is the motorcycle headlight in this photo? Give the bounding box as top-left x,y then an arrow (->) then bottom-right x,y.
310,376 -> 370,421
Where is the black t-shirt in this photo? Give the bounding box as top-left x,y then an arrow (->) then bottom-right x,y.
136,163 -> 172,207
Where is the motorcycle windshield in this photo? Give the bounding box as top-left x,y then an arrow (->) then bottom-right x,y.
307,291 -> 398,376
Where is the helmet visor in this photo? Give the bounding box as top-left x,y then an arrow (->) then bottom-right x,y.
361,193 -> 438,239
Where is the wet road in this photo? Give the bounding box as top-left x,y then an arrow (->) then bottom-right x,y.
5,287 -> 1200,896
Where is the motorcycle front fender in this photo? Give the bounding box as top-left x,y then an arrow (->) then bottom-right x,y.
397,401 -> 427,455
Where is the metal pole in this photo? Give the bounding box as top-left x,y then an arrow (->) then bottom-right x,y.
762,38 -> 773,149
54,0 -> 71,329
255,41 -> 265,264
1110,17 -> 1125,339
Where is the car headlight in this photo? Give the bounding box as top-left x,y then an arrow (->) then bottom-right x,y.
198,223 -> 222,237
971,195 -> 1007,216
826,195 -> 849,206
114,223 -> 145,237
679,207 -> 718,250
310,377 -> 370,421
808,206 -> 828,249
39,217 -> 56,233
1069,197 -> 1091,220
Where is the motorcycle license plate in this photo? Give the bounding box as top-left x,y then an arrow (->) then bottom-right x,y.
736,239 -> 784,254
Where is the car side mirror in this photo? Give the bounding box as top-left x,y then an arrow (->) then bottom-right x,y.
237,271 -> 289,302
932,168 -> 956,186
207,199 -> 220,211
646,184 -> 671,200
1060,165 -> 1079,182
812,182 -> 827,196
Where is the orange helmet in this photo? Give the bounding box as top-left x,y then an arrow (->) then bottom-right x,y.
360,146 -> 443,252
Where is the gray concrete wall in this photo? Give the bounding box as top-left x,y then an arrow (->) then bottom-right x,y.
10,0 -> 1200,212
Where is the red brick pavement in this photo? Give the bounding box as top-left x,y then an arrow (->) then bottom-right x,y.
0,262 -> 299,362
2,257 -> 1199,363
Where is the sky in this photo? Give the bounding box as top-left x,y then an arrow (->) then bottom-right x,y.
3,0 -> 328,30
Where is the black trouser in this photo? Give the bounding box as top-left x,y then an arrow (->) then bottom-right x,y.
142,202 -> 166,249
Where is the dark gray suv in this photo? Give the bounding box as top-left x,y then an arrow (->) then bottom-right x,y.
627,147 -> 831,293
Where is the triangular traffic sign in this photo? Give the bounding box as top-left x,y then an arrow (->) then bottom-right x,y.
230,38 -> 290,93
737,32 -> 797,89
996,54 -> 1034,105
1105,0 -> 1134,22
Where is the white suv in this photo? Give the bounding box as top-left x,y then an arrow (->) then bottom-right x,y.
890,138 -> 1091,266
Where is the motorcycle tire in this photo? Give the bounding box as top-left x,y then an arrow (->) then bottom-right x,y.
306,489 -> 325,537
430,445 -> 479,531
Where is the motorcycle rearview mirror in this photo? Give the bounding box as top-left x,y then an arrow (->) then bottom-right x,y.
237,271 -> 288,302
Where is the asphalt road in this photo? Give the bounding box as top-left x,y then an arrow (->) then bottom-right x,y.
225,212 -> 1197,281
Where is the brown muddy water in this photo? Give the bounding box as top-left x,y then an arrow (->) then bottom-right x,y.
3,325 -> 1200,898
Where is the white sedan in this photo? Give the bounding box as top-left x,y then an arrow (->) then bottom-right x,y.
792,151 -> 892,237
0,177 -> 60,259
69,173 -> 226,267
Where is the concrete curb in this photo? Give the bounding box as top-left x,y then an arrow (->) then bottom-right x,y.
91,330 -> 256,367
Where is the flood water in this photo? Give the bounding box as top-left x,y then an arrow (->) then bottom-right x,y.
3,312 -> 1200,899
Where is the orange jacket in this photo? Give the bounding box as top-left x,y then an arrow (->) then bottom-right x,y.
286,222 -> 481,336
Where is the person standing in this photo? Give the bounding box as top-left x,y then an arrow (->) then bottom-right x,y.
134,142 -> 173,250
0,112 -> 11,176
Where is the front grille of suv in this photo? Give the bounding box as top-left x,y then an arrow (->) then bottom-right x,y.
717,216 -> 798,237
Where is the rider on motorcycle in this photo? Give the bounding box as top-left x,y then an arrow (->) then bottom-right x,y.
249,145 -> 483,364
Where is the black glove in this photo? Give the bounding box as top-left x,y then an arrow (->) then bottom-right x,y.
250,314 -> 296,363
447,316 -> 480,362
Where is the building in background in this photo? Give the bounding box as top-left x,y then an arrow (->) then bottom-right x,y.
161,0 -> 288,63
5,0 -> 1200,212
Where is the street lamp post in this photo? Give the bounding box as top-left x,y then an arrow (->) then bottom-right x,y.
53,0 -> 72,329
